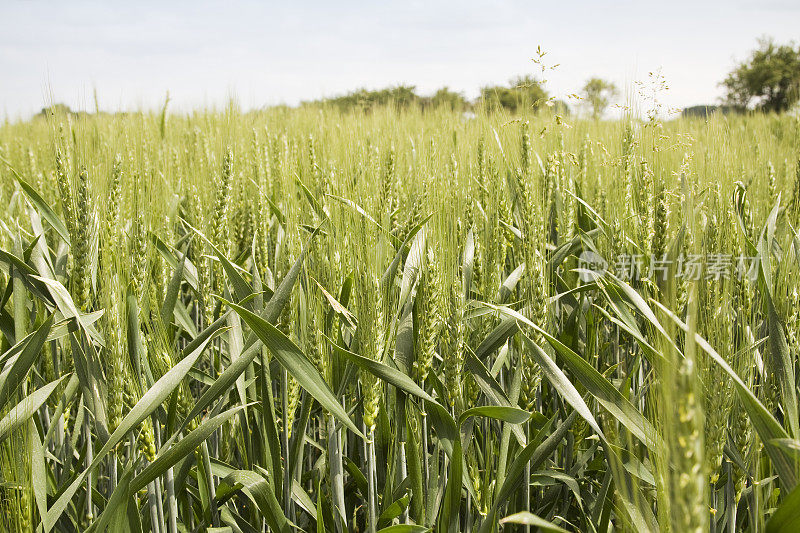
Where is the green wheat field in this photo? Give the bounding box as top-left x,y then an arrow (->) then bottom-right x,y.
0,105 -> 799,532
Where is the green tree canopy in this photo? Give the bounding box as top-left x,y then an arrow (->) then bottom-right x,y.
39,103 -> 73,117
427,87 -> 468,111
581,77 -> 618,119
305,77 -> 553,114
479,75 -> 549,113
318,85 -> 421,112
722,38 -> 800,113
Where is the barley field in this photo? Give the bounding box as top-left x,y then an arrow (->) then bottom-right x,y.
0,105 -> 799,532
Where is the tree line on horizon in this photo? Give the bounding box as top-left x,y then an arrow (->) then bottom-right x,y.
307,37 -> 800,118
35,78 -> 624,120
301,75 -> 606,117
40,38 -> 800,121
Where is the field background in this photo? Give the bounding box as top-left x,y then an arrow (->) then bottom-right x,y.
0,106 -> 799,532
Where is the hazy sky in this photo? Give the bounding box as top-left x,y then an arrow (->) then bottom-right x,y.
1,1 -> 799,120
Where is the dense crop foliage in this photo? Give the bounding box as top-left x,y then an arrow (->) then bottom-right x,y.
0,106 -> 799,532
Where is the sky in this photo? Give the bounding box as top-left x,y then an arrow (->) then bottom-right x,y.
1,0 -> 799,120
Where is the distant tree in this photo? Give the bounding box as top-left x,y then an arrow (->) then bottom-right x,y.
39,103 -> 73,117
581,78 -> 618,119
480,75 -> 548,113
384,85 -> 419,108
551,99 -> 571,116
681,105 -> 739,119
428,87 -> 468,111
722,38 -> 800,113
319,85 -> 420,112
